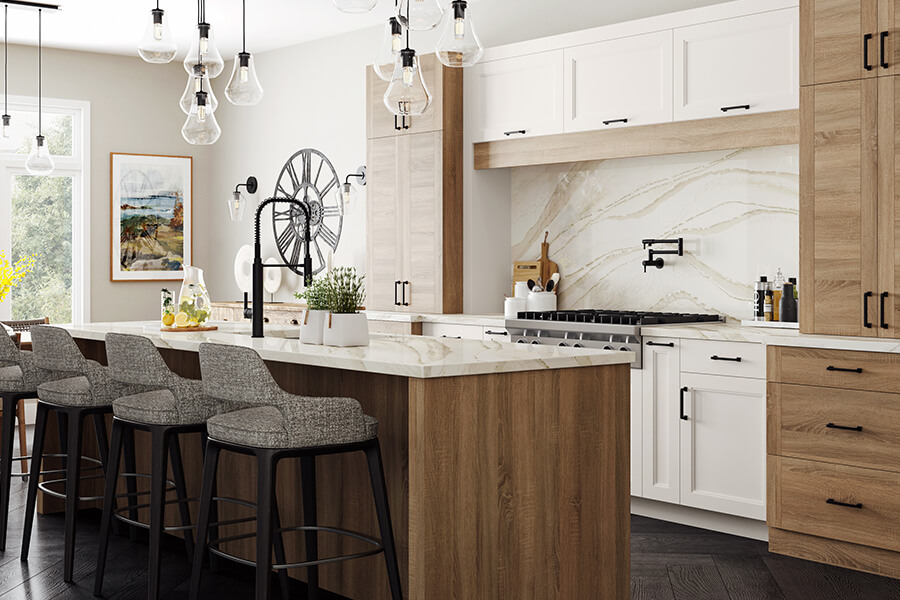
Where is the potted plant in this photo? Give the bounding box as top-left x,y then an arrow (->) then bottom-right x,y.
294,276 -> 330,345
321,267 -> 369,347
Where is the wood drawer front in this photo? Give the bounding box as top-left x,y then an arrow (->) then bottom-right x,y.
769,456 -> 900,553
770,347 -> 900,393
263,309 -> 303,326
681,339 -> 765,378
769,383 -> 900,472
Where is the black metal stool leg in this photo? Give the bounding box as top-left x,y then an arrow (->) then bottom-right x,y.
168,434 -> 195,561
200,432 -> 220,574
256,451 -> 276,600
56,411 -> 67,473
365,441 -> 403,600
94,418 -> 125,596
21,401 -> 49,560
272,498 -> 291,600
63,409 -> 85,582
92,413 -> 120,537
147,428 -> 169,600
190,440 -> 221,600
301,455 -> 320,600
0,393 -> 19,551
122,426 -> 140,541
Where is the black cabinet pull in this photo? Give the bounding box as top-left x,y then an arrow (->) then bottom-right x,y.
881,31 -> 889,69
710,355 -> 742,363
602,118 -> 628,125
504,129 -> 526,136
394,116 -> 401,131
826,423 -> 863,432
864,291 -> 873,328
865,33 -> 874,70
720,104 -> 751,112
679,386 -> 689,421
826,365 -> 863,374
646,341 -> 674,347
826,498 -> 863,509
394,281 -> 401,306
881,291 -> 889,329
485,330 -> 508,336
402,281 -> 410,306
403,116 -> 410,130
441,335 -> 462,339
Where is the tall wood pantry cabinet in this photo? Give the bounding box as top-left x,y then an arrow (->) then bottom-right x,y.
800,0 -> 900,337
365,53 -> 463,313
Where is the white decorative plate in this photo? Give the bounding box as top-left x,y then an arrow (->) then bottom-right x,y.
233,245 -> 253,293
264,257 -> 283,294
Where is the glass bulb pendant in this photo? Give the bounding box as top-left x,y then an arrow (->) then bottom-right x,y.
182,91 -> 222,145
335,182 -> 357,205
384,48 -> 432,117
228,191 -> 245,221
138,7 -> 177,64
436,1 -> 484,67
25,135 -> 54,175
183,23 -> 225,78
1,114 -> 9,138
373,17 -> 404,82
396,0 -> 444,31
331,0 -> 378,14
180,64 -> 219,114
225,52 -> 264,106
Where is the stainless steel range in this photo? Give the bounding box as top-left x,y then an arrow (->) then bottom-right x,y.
505,310 -> 723,368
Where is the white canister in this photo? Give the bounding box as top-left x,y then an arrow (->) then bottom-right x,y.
526,291 -> 557,312
514,281 -> 530,298
299,309 -> 328,345
504,297 -> 527,319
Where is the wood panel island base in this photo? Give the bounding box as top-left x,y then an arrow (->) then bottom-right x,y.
61,322 -> 633,600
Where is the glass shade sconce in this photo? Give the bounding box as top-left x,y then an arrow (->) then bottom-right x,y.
336,166 -> 367,205
229,176 -> 258,221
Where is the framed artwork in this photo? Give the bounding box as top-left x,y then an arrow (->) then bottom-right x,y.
110,153 -> 192,282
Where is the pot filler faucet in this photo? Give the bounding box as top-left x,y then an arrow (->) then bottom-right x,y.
247,197 -> 313,338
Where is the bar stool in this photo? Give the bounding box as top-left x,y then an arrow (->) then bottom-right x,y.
189,343 -> 403,600
94,332 -> 245,600
21,325 -> 142,582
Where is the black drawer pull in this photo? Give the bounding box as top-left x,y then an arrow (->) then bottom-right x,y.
881,291 -> 889,329
865,33 -> 874,71
441,335 -> 462,339
881,31 -> 889,69
646,341 -> 674,347
826,365 -> 863,374
826,498 -> 863,509
394,280 -> 401,307
602,118 -> 628,125
679,387 -> 689,421
402,281 -> 410,307
485,330 -> 508,336
826,423 -> 863,432
720,104 -> 750,112
710,355 -> 742,362
504,129 -> 526,136
865,291 -> 874,328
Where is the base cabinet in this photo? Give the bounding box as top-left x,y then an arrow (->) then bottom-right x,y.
641,338 -> 681,504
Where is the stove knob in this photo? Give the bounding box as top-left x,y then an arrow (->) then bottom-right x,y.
531,340 -> 541,345
603,345 -> 613,350
620,347 -> 630,352
573,343 -> 584,348
558,342 -> 568,347
516,339 -> 527,344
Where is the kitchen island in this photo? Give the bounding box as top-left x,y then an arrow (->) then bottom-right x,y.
59,321 -> 633,600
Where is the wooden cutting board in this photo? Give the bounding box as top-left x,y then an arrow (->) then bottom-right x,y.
512,261 -> 541,295
540,232 -> 559,287
160,325 -> 219,332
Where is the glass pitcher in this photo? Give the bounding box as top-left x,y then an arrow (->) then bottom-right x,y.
177,266 -> 211,327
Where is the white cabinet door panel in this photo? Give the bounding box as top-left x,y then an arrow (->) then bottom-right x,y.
641,337 -> 681,504
679,373 -> 766,520
565,31 -> 673,132
421,322 -> 484,340
631,369 -> 643,498
674,8 -> 799,121
473,50 -> 565,143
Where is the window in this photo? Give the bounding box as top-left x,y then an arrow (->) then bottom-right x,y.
0,96 -> 90,324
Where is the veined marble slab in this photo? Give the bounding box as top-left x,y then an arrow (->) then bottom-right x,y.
59,322 -> 631,379
366,311 -> 506,328
511,145 -> 799,320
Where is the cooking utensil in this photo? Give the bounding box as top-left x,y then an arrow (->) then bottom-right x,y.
539,232 -> 560,285
527,279 -> 536,290
545,279 -> 555,293
547,272 -> 560,293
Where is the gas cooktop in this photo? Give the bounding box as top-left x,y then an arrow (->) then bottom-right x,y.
514,310 -> 723,326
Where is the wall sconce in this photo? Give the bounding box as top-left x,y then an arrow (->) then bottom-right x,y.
229,176 -> 258,221
337,166 -> 366,204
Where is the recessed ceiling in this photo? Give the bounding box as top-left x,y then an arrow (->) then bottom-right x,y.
4,0 -> 395,59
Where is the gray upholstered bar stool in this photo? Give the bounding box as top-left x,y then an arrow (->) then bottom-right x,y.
189,343 -> 402,600
94,332 -> 237,600
22,325 -> 141,582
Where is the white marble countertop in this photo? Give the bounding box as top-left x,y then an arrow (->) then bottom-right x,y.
364,311 -> 507,327
59,321 -> 632,379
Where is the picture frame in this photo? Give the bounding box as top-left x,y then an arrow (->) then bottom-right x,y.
110,153 -> 193,282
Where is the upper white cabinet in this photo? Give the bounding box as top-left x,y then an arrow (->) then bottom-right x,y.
564,31 -> 674,132
673,8 -> 799,121
472,50 -> 565,143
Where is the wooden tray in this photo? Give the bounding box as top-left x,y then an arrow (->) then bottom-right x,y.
160,325 -> 219,332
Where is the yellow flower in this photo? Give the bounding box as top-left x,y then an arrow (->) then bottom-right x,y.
0,251 -> 36,303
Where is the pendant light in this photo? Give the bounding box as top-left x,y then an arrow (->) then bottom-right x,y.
25,9 -> 53,176
138,0 -> 177,64
384,5 -> 431,117
182,22 -> 221,144
396,0 -> 443,31
224,0 -> 263,106
436,0 -> 483,68
373,14 -> 403,82
2,5 -> 11,142
331,0 -> 378,14
183,0 -> 224,79
180,63 -> 218,115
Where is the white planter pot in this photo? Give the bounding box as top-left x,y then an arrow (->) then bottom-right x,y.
323,312 -> 370,347
299,309 -> 328,345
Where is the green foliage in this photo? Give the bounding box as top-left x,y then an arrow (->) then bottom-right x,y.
299,267 -> 365,314
294,277 -> 330,311
178,300 -> 210,324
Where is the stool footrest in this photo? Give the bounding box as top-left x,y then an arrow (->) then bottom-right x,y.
38,474 -> 107,502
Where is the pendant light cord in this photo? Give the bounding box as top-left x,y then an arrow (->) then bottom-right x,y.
242,0 -> 246,53
405,0 -> 410,49
37,8 -> 41,136
4,4 -> 8,117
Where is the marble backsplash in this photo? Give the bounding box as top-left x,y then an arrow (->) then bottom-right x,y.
511,145 -> 799,320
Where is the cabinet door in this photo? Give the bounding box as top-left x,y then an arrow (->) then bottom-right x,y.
674,9 -> 799,121
801,0 -> 878,85
366,137 -> 403,311
631,369 -> 643,498
367,53 -> 442,139
880,75 -> 900,335
679,373 -> 766,520
641,338 -> 680,504
564,31 -> 673,132
472,50 -> 565,143
800,79 -> 879,336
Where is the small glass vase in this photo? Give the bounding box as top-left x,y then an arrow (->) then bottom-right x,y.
161,288 -> 175,326
177,266 -> 211,327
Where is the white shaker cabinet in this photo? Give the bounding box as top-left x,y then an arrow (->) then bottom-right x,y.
631,369 -> 643,497
641,338 -> 681,504
679,372 -> 767,520
673,8 -> 799,121
564,31 -> 674,132
471,50 -> 565,143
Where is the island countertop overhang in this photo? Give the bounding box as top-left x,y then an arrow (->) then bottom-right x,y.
56,321 -> 634,379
